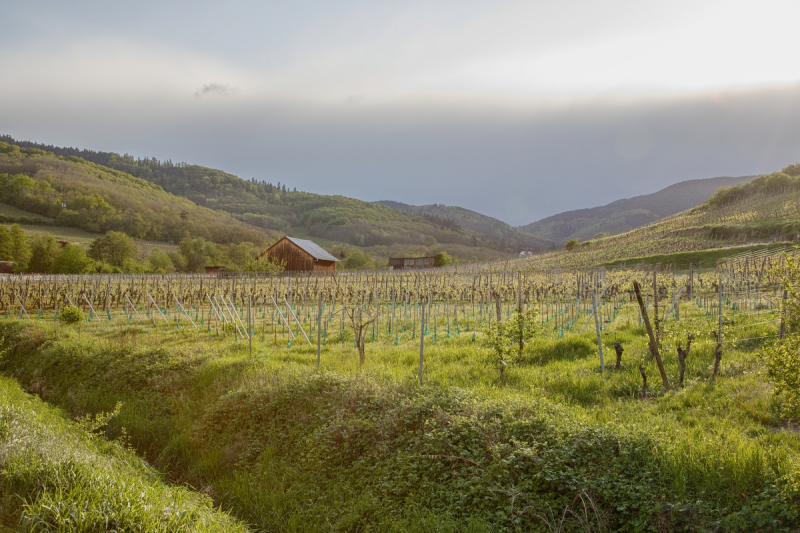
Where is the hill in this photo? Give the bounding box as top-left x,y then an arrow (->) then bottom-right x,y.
375,200 -> 555,252
518,175 -> 755,245
0,142 -> 272,245
1,136 -> 536,262
513,167 -> 800,272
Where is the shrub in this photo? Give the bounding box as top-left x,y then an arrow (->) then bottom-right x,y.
59,305 -> 85,324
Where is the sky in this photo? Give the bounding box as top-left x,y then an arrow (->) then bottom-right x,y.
2,0 -> 800,225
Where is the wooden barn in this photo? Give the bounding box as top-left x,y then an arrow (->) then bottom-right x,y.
260,237 -> 339,273
0,261 -> 13,274
388,256 -> 435,270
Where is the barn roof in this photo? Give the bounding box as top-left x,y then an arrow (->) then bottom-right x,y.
282,237 -> 339,262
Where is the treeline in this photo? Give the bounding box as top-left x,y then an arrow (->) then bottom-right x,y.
705,166 -> 800,208
0,142 -> 272,245
0,226 -> 281,274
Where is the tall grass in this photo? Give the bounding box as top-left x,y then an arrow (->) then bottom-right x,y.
0,375 -> 249,532
0,299 -> 798,531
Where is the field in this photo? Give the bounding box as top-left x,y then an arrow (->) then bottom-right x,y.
0,246 -> 798,531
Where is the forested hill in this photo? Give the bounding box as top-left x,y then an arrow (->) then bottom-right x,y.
0,142 -> 271,245
0,136 -> 543,261
375,200 -> 555,252
518,174 -> 755,245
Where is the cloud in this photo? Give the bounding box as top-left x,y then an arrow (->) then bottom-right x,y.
194,83 -> 235,98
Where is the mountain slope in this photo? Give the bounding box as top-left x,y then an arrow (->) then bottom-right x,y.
519,175 -> 755,244
515,168 -> 800,271
0,142 -> 271,245
0,136 -> 541,261
374,200 -> 555,251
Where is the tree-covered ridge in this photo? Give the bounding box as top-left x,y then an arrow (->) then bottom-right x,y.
702,167 -> 800,209
0,136 -> 539,259
375,200 -> 555,251
0,142 -> 272,245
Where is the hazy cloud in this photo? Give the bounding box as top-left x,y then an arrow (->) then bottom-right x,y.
194,83 -> 235,97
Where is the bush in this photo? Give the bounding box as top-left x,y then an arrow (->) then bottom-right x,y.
59,305 -> 85,324
565,238 -> 579,251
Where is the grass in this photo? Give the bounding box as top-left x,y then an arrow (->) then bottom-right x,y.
0,374 -> 248,532
0,299 -> 798,531
0,202 -> 53,221
601,242 -> 792,270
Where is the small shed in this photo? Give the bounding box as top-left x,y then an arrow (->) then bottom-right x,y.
259,237 -> 338,273
0,261 -> 13,274
388,256 -> 435,270
204,266 -> 225,274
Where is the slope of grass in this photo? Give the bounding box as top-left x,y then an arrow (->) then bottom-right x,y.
0,374 -> 248,532
0,296 -> 798,531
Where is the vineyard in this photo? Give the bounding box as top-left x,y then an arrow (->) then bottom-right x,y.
1,247 -> 799,531
0,247 -> 792,362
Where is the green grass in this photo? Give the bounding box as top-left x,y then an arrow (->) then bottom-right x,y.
0,300 -> 798,531
601,242 -> 791,270
0,374 -> 248,532
0,202 -> 53,221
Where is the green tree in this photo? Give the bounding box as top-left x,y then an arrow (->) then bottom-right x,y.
52,244 -> 94,274
27,235 -> 60,273
178,237 -> 222,272
564,238 -> 579,251
344,249 -> 375,270
147,248 -> 175,273
88,231 -> 137,267
9,225 -> 31,271
434,251 -> 453,267
763,255 -> 800,417
0,226 -> 11,261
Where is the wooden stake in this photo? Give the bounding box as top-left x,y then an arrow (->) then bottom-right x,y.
633,281 -> 670,391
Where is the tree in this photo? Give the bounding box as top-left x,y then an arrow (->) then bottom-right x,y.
89,231 -> 137,267
564,238 -> 579,251
147,247 -> 175,273
27,235 -> 60,273
0,226 -> 11,261
344,249 -> 375,270
9,225 -> 31,271
178,237 -> 222,272
763,255 -> 800,417
52,244 -> 94,274
434,251 -> 453,267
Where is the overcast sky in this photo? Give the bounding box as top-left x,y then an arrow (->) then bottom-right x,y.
2,1 -> 800,225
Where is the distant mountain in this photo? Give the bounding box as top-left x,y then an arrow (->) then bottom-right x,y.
518,175 -> 756,244
375,200 -> 555,252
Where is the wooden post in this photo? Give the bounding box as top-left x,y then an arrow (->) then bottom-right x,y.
248,295 -> 253,357
780,289 -> 788,340
718,277 -> 723,344
592,285 -> 605,372
317,293 -> 322,367
689,263 -> 694,301
633,281 -> 670,391
419,300 -> 425,385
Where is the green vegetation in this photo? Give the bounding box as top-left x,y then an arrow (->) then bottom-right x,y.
0,137 -> 522,263
1,287 -> 798,531
0,142 -> 270,246
601,243 -> 791,270
519,175 -> 754,244
0,374 -> 247,531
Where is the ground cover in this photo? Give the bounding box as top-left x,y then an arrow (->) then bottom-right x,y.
0,291 -> 797,532
0,374 -> 248,531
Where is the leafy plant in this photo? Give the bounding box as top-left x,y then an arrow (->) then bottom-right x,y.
58,305 -> 86,324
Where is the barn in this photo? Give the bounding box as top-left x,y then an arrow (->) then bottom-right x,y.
388,256 -> 435,270
0,261 -> 13,274
260,237 -> 339,273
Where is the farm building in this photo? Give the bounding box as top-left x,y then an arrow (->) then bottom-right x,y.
259,237 -> 338,273
388,256 -> 435,270
0,261 -> 13,274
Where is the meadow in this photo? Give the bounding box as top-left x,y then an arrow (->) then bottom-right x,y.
0,251 -> 798,531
